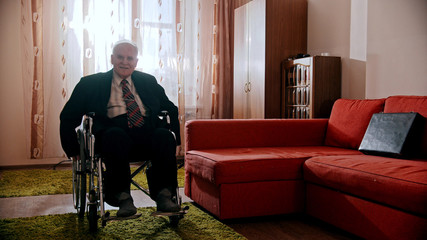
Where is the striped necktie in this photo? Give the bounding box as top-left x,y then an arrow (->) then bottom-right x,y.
121,79 -> 144,128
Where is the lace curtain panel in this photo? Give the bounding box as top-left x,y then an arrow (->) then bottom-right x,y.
20,0 -> 233,159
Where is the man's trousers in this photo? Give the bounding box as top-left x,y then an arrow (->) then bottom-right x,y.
96,114 -> 178,201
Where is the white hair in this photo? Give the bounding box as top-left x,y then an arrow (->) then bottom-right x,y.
112,40 -> 138,54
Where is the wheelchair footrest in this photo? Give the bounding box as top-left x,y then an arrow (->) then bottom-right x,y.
103,213 -> 142,222
150,205 -> 189,217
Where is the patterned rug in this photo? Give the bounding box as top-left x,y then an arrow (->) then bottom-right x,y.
0,203 -> 246,240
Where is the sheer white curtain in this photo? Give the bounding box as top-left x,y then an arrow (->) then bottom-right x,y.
181,0 -> 215,120
64,0 -> 179,103
21,0 -> 216,159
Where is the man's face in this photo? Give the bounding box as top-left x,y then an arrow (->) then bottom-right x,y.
111,43 -> 138,79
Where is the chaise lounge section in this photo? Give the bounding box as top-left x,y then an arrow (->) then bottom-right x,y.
184,95 -> 427,240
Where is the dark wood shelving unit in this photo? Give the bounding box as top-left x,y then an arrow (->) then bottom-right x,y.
282,56 -> 341,119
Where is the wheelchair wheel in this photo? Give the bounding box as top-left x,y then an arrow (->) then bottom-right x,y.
88,190 -> 99,232
72,158 -> 87,218
169,215 -> 182,227
74,130 -> 88,218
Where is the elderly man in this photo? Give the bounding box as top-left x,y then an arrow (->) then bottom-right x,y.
60,40 -> 181,217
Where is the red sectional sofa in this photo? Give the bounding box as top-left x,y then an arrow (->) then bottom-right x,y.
184,95 -> 427,240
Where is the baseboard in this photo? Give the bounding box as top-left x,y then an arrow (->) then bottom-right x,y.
0,159 -> 72,170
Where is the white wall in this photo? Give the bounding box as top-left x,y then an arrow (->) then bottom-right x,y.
366,0 -> 427,98
308,0 -> 366,99
308,0 -> 427,99
1,0 -> 426,167
0,0 -> 27,166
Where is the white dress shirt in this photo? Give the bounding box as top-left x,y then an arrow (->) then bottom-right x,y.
107,71 -> 146,119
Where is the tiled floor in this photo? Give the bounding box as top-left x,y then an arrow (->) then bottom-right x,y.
0,188 -> 192,219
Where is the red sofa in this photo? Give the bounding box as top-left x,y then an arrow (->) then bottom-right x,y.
184,95 -> 427,240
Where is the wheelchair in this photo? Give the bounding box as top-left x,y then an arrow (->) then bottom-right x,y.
72,111 -> 187,232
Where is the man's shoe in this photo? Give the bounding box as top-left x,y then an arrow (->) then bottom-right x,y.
156,188 -> 181,212
116,192 -> 137,217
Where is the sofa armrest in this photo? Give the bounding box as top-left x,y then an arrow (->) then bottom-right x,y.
185,119 -> 329,151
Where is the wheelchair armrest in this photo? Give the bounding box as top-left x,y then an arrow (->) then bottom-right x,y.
79,111 -> 171,132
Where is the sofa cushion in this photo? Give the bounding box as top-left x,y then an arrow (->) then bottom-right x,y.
304,155 -> 427,216
186,146 -> 361,185
325,98 -> 385,149
384,95 -> 427,157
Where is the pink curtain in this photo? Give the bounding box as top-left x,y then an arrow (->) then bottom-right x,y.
21,0 -> 66,159
214,0 -> 234,119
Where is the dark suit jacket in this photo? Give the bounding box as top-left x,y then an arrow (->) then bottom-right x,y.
60,69 -> 181,158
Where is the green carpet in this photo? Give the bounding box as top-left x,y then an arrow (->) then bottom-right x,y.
0,203 -> 247,240
0,168 -> 185,198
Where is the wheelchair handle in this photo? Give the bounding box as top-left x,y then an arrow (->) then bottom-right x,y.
80,112 -> 95,134
159,110 -> 171,125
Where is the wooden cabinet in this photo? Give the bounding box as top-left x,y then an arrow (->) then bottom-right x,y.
233,0 -> 307,119
282,56 -> 341,119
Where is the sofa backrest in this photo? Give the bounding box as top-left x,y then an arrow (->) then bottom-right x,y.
185,119 -> 329,151
383,95 -> 427,157
324,98 -> 386,149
